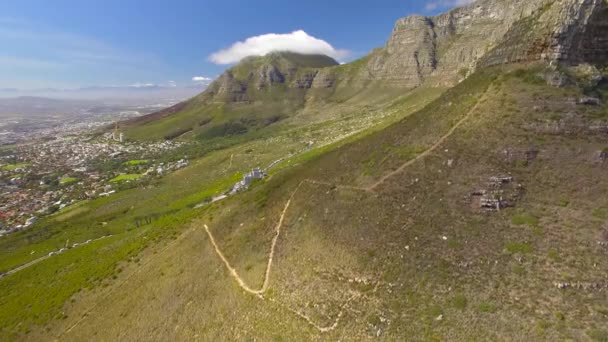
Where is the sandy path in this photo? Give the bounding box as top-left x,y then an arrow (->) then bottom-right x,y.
4,235 -> 113,277
367,92 -> 487,191
203,180 -> 305,296
5,255 -> 50,275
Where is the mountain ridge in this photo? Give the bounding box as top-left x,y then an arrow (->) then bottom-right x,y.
122,0 -> 607,141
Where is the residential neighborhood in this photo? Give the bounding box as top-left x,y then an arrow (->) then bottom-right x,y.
0,128 -> 190,236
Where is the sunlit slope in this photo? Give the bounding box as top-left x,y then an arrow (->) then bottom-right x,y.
0,71 -> 445,340
122,52 -> 342,141
36,66 -> 608,340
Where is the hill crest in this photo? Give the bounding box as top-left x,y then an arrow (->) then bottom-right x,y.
122,0 -> 608,140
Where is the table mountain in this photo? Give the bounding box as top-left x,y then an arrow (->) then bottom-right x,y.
122,0 -> 607,140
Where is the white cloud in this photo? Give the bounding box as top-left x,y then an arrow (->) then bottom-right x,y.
192,76 -> 212,82
128,83 -> 157,88
192,76 -> 213,88
209,30 -> 349,65
127,82 -> 181,89
425,0 -> 476,11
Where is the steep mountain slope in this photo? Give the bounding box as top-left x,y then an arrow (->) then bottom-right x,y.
123,0 -> 608,142
2,0 -> 608,341
122,52 -> 341,140
363,0 -> 608,86
40,64 -> 608,341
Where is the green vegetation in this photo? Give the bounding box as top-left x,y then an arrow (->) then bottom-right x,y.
458,67 -> 469,78
510,68 -> 546,85
2,60 -> 608,340
167,172 -> 242,209
0,214 -> 191,337
587,329 -> 608,342
592,208 -> 608,220
0,151 -> 246,339
548,248 -> 561,261
451,294 -> 468,310
110,174 -> 143,182
59,177 -> 78,185
511,212 -> 539,226
478,302 -> 498,313
512,264 -> 525,276
124,159 -> 149,166
2,162 -> 31,171
505,242 -> 533,254
52,200 -> 88,217
0,144 -> 16,152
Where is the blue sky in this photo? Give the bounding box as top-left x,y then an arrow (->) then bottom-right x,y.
0,0 -> 468,90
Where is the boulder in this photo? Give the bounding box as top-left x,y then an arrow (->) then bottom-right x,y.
578,96 -> 601,106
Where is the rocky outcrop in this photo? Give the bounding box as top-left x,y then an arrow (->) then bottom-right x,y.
366,15 -> 437,87
292,70 -> 319,89
128,0 -> 608,129
480,0 -> 608,68
311,69 -> 337,88
360,0 -> 553,87
256,65 -> 285,89
214,72 -> 249,102
542,0 -> 608,65
364,0 -> 608,87
204,0 -> 607,98
201,52 -> 340,101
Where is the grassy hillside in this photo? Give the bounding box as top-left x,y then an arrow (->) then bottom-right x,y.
120,52 -> 415,142
5,63 -> 605,340
0,71 -> 442,340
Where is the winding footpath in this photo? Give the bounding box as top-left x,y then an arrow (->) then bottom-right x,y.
3,235 -> 112,277
4,255 -> 50,276
366,107 -> 479,191
203,89 -> 489,332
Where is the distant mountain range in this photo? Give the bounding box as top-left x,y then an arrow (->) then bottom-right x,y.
0,84 -> 205,103
0,95 -> 195,119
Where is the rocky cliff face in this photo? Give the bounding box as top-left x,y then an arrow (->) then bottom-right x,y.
544,0 -> 608,65
133,0 -> 607,134
122,0 -> 608,144
201,0 -> 607,102
480,0 -> 608,68
356,0 -> 551,87
200,52 -> 339,103
363,0 -> 607,87
213,72 -> 249,102
365,15 -> 438,87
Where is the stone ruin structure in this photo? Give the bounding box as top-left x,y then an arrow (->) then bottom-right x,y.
501,147 -> 539,167
470,175 -> 524,211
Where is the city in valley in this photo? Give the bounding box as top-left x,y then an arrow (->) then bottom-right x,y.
0,111 -> 189,236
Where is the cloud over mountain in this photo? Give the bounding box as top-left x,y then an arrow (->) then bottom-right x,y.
209,30 -> 349,65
